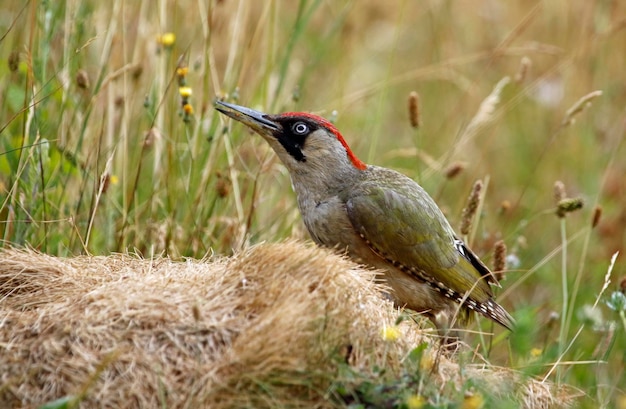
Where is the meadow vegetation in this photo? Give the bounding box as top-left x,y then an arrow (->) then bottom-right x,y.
1,1 -> 625,408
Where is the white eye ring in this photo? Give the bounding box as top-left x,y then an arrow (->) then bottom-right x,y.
293,122 -> 309,135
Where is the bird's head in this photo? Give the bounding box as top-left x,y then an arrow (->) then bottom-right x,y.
215,101 -> 367,185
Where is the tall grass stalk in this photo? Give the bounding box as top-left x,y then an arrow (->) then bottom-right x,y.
557,217 -> 568,385
270,0 -> 322,110
543,251 -> 619,383
366,0 -> 407,164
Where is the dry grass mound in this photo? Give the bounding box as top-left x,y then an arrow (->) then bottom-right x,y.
0,241 -> 573,408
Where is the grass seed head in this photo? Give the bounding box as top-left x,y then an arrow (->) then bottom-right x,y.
561,90 -> 603,128
493,240 -> 507,281
408,91 -> 421,129
514,56 -> 532,84
460,180 -> 483,235
445,162 -> 465,179
8,50 -> 20,72
591,205 -> 602,228
556,198 -> 584,218
76,69 -> 90,89
553,180 -> 566,205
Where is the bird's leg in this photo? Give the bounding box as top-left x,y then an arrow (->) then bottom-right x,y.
432,311 -> 463,352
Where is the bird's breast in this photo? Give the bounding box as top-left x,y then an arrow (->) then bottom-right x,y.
298,195 -> 355,247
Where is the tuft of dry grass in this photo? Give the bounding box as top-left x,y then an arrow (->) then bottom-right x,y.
0,241 -> 574,408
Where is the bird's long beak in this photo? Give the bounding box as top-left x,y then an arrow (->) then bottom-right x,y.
214,100 -> 280,133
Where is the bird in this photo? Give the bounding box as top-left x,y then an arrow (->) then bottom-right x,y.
214,100 -> 514,335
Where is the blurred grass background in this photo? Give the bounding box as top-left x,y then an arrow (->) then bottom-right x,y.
1,0 -> 625,407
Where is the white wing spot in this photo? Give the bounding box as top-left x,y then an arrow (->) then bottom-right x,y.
454,239 -> 466,257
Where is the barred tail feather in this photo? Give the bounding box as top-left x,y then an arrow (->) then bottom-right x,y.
479,299 -> 515,330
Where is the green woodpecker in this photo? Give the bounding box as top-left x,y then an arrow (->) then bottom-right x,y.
215,101 -> 514,332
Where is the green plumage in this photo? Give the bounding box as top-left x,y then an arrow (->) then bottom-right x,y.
344,167 -> 492,302
343,166 -> 513,329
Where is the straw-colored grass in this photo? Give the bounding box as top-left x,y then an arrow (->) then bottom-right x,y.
0,241 -> 574,408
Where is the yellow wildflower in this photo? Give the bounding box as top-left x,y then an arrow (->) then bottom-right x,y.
179,87 -> 192,98
381,325 -> 400,342
406,395 -> 426,409
158,32 -> 176,47
406,394 -> 426,409
462,392 -> 484,409
419,351 -> 435,371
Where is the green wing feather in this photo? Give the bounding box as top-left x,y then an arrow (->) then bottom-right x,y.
343,168 -> 493,304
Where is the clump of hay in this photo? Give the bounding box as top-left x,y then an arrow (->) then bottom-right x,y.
0,241 -> 573,408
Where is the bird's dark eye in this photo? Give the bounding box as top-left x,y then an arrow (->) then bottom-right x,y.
292,122 -> 309,135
